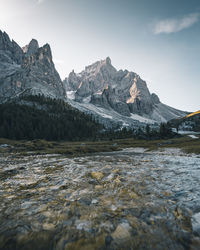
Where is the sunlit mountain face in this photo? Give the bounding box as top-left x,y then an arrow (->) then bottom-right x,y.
186,110 -> 200,118
63,57 -> 187,127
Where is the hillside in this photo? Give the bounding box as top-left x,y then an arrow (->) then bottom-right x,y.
185,110 -> 200,118
0,95 -> 102,140
169,110 -> 200,132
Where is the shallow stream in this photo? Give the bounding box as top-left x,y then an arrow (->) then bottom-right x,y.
0,148 -> 200,249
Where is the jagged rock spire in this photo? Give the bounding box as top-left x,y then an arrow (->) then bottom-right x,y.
26,39 -> 39,56
105,56 -> 111,65
0,30 -> 12,50
0,30 -> 65,100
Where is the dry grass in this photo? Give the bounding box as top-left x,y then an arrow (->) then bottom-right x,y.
0,136 -> 199,156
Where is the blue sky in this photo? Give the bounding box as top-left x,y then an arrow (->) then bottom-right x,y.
0,0 -> 200,111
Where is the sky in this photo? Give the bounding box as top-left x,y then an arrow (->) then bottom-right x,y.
0,0 -> 200,111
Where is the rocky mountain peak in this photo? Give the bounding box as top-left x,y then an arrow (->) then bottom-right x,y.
40,43 -> 52,61
23,39 -> 39,56
0,30 -> 24,65
83,57 -> 116,76
0,31 -> 12,50
64,57 -> 187,123
99,56 -> 114,69
105,56 -> 111,65
23,40 -> 52,61
22,42 -> 53,69
0,30 -> 65,101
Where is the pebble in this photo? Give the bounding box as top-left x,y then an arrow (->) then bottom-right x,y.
111,223 -> 132,241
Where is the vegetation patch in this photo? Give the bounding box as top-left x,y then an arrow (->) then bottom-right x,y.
0,135 -> 199,156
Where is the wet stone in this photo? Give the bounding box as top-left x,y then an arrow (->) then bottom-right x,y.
78,197 -> 91,206
111,222 -> 132,241
90,171 -> 104,181
0,148 -> 200,249
105,235 -> 113,246
91,199 -> 98,204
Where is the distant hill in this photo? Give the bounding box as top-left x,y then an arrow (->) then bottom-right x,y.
169,110 -> 200,132
185,110 -> 200,118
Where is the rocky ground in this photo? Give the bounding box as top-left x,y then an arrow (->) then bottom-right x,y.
0,148 -> 200,249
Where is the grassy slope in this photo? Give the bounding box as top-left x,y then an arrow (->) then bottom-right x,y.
185,110 -> 200,118
0,136 -> 200,156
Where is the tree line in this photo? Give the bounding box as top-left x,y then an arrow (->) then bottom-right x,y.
0,95 -> 102,140
0,95 -> 178,141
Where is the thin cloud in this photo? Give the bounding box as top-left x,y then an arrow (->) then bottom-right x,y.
154,13 -> 199,34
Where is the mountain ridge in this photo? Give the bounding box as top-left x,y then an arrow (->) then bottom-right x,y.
64,57 -> 187,125
0,30 -> 187,128
0,30 -> 65,102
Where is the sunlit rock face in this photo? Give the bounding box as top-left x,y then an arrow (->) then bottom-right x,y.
64,57 -> 186,123
0,30 -> 65,102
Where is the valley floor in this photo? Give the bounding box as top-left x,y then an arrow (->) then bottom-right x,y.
0,144 -> 200,249
0,135 -> 200,156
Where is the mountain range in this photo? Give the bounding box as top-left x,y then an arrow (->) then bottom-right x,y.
0,30 -> 187,128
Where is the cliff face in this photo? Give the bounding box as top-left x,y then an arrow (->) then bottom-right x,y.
0,31 -> 65,102
64,57 -> 186,123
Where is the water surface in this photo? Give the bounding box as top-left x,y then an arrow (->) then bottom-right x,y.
0,148 -> 200,249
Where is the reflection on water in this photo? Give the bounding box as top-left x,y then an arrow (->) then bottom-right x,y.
0,148 -> 200,249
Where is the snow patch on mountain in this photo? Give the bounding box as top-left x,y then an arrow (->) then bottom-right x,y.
66,91 -> 76,100
66,98 -> 159,129
130,114 -> 155,124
